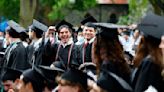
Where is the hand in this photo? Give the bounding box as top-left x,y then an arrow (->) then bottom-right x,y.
45,26 -> 56,38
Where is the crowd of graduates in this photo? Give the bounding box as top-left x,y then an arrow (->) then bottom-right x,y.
0,11 -> 163,92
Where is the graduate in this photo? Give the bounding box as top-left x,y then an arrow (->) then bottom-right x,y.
75,27 -> 85,45
17,68 -> 46,92
26,19 -> 52,68
1,67 -> 22,92
159,33 -> 164,86
17,65 -> 59,92
56,68 -> 88,92
47,20 -> 79,70
76,16 -> 97,66
132,12 -> 164,92
1,20 -> 30,71
89,22 -> 132,92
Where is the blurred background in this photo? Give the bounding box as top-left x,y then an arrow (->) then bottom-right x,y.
0,0 -> 164,29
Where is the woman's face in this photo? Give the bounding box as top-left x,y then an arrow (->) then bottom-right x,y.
57,79 -> 79,92
159,36 -> 164,60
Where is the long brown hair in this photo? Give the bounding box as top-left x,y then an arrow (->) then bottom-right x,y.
133,36 -> 149,67
93,35 -> 130,75
133,35 -> 162,68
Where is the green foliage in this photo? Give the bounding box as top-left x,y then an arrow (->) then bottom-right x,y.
48,0 -> 69,20
48,0 -> 97,21
149,0 -> 164,15
72,0 -> 96,11
118,0 -> 149,25
0,0 -> 20,21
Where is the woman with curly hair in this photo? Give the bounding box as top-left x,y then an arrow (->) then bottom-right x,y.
89,23 -> 132,92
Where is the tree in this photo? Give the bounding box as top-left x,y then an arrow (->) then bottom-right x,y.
118,0 -> 149,25
118,0 -> 164,25
48,0 -> 97,21
20,0 -> 37,28
0,0 -> 20,21
149,0 -> 164,15
0,0 -> 97,26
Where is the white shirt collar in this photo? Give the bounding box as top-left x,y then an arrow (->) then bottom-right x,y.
84,37 -> 95,44
61,37 -> 74,48
33,38 -> 42,48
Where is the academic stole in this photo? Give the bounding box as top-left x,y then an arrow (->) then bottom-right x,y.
55,43 -> 74,68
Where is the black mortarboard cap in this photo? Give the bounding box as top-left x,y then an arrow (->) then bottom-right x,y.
97,70 -> 132,92
2,68 -> 22,81
92,23 -> 126,39
38,65 -> 59,81
79,62 -> 96,74
22,68 -> 45,92
7,20 -> 26,33
84,22 -> 97,29
37,65 -> 59,90
55,20 -> 73,32
81,16 -> 97,25
51,61 -> 66,73
138,12 -> 164,39
61,68 -> 88,89
30,19 -> 48,32
6,20 -> 26,38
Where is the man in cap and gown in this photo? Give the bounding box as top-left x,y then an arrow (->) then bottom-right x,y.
75,27 -> 85,45
16,65 -> 60,92
45,20 -> 79,70
1,67 -> 22,92
56,68 -> 89,92
76,16 -> 97,66
0,20 -> 30,70
26,19 -> 54,68
0,20 -> 30,91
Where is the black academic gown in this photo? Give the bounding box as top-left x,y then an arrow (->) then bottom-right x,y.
1,42 -> 30,70
133,56 -> 164,92
98,61 -> 132,92
27,39 -> 56,68
54,42 -> 79,69
26,44 -> 35,66
34,40 -> 56,66
76,42 -> 93,67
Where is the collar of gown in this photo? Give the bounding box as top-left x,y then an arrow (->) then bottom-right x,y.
84,37 -> 95,44
61,37 -> 74,48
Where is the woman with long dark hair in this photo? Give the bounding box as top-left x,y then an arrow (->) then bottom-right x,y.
89,23 -> 132,92
133,12 -> 164,92
159,34 -> 164,79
